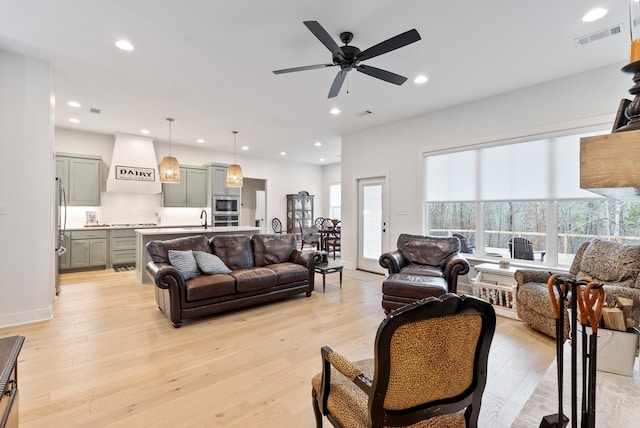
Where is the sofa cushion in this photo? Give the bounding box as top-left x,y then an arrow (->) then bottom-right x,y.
397,234 -> 460,268
252,234 -> 296,267
193,251 -> 231,274
147,235 -> 211,264
168,250 -> 201,280
230,267 -> 277,292
185,274 -> 237,301
267,262 -> 308,285
576,240 -> 640,288
211,235 -> 255,270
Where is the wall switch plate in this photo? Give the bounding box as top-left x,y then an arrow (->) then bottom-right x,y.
0,203 -> 6,215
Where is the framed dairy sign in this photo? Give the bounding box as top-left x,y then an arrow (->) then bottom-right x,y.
116,165 -> 156,181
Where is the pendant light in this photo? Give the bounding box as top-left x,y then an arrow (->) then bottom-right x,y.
159,117 -> 180,183
226,130 -> 243,187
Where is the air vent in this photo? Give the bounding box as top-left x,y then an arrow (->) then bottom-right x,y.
574,23 -> 623,47
89,107 -> 101,114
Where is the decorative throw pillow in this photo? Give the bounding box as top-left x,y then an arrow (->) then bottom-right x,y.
168,249 -> 200,280
193,251 -> 231,274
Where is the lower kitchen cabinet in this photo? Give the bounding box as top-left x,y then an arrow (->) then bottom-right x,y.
110,229 -> 136,267
69,230 -> 107,268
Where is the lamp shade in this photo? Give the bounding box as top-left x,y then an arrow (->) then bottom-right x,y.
159,156 -> 180,183
226,163 -> 243,187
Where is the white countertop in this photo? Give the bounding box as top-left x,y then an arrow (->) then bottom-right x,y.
134,226 -> 263,235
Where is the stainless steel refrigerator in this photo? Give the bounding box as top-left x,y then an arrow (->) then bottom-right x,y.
55,177 -> 67,295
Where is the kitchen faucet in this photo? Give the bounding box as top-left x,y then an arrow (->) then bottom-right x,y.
200,209 -> 208,230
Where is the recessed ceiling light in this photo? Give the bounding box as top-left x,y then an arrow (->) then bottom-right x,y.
414,75 -> 428,84
197,139 -> 205,143
319,158 -> 325,162
582,8 -> 607,22
315,142 -> 322,147
67,101 -> 81,108
241,146 -> 249,151
115,39 -> 135,51
140,129 -> 150,135
330,107 -> 341,115
68,118 -> 80,123
280,151 -> 286,156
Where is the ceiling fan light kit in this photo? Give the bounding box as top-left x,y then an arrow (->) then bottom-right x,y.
273,21 -> 421,98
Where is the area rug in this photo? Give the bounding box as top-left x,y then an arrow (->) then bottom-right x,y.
342,269 -> 383,282
512,341 -> 640,427
113,265 -> 135,272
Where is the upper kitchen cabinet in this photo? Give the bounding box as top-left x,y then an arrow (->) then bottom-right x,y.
55,154 -> 101,206
163,166 -> 207,207
207,164 -> 241,197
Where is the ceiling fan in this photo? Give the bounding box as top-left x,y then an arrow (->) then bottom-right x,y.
273,21 -> 421,98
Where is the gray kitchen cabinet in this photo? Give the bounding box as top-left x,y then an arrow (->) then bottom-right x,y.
208,164 -> 241,197
69,230 -> 107,268
163,166 -> 207,207
110,228 -> 136,267
55,154 -> 101,206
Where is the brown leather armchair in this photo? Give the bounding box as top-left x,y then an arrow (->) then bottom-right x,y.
379,234 -> 470,313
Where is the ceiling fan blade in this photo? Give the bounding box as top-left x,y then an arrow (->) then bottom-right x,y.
357,64 -> 407,85
303,21 -> 344,61
356,29 -> 421,62
328,70 -> 348,98
273,63 -> 335,74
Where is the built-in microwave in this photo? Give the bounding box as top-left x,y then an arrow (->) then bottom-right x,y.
214,197 -> 239,213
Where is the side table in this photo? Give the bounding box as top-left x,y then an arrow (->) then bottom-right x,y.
315,262 -> 343,291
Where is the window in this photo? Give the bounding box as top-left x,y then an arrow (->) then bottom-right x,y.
483,201 -> 546,260
329,183 -> 341,219
425,129 -> 640,267
429,202 -> 476,252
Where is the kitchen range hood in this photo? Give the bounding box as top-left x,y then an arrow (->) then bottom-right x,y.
106,134 -> 162,193
580,129 -> 640,200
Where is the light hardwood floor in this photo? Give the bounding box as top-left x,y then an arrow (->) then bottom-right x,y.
0,269 -> 554,427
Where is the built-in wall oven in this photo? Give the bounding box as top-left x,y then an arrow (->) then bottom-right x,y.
213,197 -> 239,227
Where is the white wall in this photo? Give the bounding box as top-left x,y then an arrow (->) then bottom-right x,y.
55,128 -> 324,230
0,51 -> 55,326
340,62 -> 631,270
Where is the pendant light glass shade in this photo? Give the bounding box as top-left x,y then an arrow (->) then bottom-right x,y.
159,117 -> 180,183
226,131 -> 243,187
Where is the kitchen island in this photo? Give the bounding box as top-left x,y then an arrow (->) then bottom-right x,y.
134,226 -> 263,284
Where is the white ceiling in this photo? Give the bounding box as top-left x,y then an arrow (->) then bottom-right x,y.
0,0 -> 630,164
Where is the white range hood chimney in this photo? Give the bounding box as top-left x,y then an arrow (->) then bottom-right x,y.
106,133 -> 162,193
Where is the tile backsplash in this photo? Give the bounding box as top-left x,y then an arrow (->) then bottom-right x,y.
64,192 -> 208,228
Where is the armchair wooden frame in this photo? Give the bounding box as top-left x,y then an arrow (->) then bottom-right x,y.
312,294 -> 496,428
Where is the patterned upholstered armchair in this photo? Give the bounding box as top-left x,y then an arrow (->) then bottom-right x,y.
515,239 -> 640,339
311,294 -> 496,428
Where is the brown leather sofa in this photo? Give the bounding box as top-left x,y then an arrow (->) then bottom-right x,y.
146,234 -> 321,327
378,234 -> 470,313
